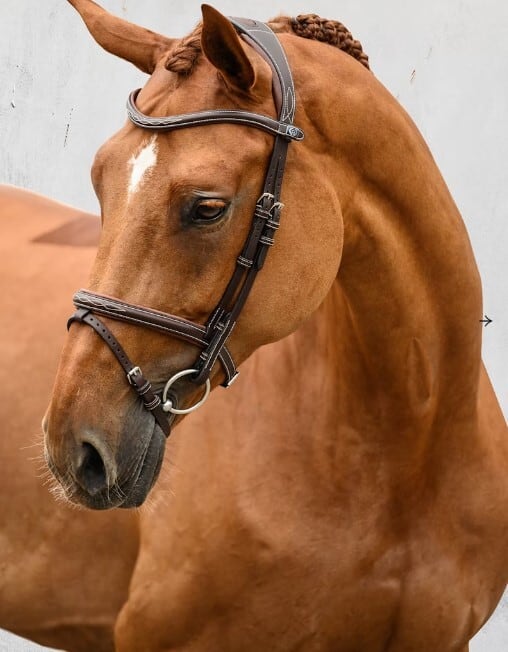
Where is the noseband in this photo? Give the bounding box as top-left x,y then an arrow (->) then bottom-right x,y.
67,18 -> 304,435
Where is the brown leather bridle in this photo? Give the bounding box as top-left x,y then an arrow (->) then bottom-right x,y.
67,17 -> 304,435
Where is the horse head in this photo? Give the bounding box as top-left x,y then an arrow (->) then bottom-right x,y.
44,2 -> 349,508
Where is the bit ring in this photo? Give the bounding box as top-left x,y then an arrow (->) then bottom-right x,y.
161,368 -> 211,415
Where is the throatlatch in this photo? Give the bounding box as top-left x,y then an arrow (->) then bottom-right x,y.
67,17 -> 304,436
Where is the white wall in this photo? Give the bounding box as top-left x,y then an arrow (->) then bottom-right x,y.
0,1 -> 506,649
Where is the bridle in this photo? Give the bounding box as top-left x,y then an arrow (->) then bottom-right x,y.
68,18 -> 303,434
67,18 -> 304,435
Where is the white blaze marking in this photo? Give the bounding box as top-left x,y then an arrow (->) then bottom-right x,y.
127,135 -> 158,198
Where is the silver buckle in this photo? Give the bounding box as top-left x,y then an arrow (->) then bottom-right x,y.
126,366 -> 142,385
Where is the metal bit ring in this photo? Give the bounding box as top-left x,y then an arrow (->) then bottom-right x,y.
161,368 -> 211,415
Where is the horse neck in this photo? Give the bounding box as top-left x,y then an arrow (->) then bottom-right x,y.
272,45 -> 483,460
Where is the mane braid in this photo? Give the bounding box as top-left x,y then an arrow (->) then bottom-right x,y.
165,24 -> 202,75
164,14 -> 370,76
283,14 -> 370,70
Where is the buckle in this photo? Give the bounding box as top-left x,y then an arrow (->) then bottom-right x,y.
126,366 -> 142,385
257,192 -> 274,208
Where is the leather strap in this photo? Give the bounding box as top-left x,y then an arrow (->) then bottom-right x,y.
229,18 -> 297,123
72,289 -> 238,386
191,17 -> 295,384
127,90 -> 303,141
68,309 -> 172,434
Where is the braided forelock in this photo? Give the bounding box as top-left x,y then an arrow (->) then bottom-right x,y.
164,14 -> 370,76
165,24 -> 203,74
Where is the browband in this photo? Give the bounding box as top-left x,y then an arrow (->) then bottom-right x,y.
126,91 -> 304,141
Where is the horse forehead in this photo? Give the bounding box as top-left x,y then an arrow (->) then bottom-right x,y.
136,62 -> 223,115
127,135 -> 158,199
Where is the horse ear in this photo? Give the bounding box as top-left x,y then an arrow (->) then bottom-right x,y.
67,0 -> 174,74
201,5 -> 255,91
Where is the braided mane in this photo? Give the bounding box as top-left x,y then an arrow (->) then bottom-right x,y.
165,14 -> 370,74
272,15 -> 369,70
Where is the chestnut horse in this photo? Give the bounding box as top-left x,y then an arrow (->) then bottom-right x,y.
44,2 -> 507,651
0,185 -> 139,652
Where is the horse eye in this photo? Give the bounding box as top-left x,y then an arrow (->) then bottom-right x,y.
191,199 -> 228,224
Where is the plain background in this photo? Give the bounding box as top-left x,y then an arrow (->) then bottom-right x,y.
0,1 -> 506,649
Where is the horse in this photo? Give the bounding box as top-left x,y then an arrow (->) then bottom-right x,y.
0,184 -> 139,652
43,2 -> 508,650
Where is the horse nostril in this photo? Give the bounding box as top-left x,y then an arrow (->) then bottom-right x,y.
75,442 -> 109,496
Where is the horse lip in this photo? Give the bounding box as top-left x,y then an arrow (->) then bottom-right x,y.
69,488 -> 125,511
118,422 -> 166,508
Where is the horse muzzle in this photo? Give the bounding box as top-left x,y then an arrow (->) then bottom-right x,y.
44,408 -> 166,510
